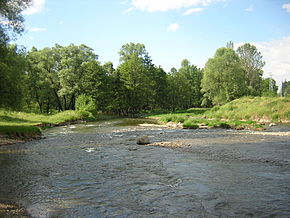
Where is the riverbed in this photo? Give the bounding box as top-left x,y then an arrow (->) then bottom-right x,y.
0,119 -> 290,217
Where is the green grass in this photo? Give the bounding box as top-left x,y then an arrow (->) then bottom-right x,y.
0,110 -> 92,127
206,96 -> 290,122
0,126 -> 41,139
149,97 -> 290,130
0,109 -> 93,139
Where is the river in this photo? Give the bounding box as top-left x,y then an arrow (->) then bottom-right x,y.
0,119 -> 290,217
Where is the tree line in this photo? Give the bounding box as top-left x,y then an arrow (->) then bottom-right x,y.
0,41 -> 285,115
0,0 -> 287,116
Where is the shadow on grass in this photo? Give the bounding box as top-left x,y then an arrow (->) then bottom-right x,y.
0,115 -> 34,124
0,126 -> 41,138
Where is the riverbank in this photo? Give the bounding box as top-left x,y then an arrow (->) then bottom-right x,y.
1,96 -> 289,144
0,110 -> 93,145
149,96 -> 290,130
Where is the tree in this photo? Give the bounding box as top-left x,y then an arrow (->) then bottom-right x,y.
119,42 -> 150,64
118,53 -> 149,115
281,80 -> 290,97
57,44 -> 97,110
261,78 -> 278,97
178,59 -> 203,107
26,46 -> 62,112
0,44 -> 26,109
165,60 -> 203,110
236,43 -> 265,96
0,0 -> 31,44
149,66 -> 168,109
116,42 -> 162,115
201,47 -> 247,105
79,60 -> 110,111
0,0 -> 32,109
26,44 -> 100,112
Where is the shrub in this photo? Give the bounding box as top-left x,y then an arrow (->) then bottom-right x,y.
76,95 -> 96,113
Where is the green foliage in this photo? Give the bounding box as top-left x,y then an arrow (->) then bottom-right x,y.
26,44 -> 101,113
236,43 -> 265,96
113,42 -> 170,115
183,120 -> 199,129
76,95 -> 96,113
0,44 -> 26,109
281,81 -> 290,97
201,47 -> 247,105
167,59 -> 203,110
0,0 -> 31,43
261,78 -> 278,97
0,38 -> 282,120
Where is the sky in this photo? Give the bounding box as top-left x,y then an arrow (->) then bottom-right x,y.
17,0 -> 290,88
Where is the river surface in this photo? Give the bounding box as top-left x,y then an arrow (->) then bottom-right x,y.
0,119 -> 290,217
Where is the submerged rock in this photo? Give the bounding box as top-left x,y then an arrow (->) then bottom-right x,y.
137,136 -> 150,145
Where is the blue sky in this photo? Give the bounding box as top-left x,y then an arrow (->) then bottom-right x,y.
17,0 -> 290,87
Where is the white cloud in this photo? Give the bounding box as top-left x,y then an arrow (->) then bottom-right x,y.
245,5 -> 253,12
282,3 -> 290,13
29,27 -> 47,32
59,20 -> 64,25
23,0 -> 45,15
131,0 -> 221,12
28,36 -> 35,40
236,36 -> 290,88
183,7 -> 205,15
167,23 -> 180,32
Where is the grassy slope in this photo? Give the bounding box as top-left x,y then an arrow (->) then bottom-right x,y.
149,97 -> 290,130
0,110 -> 91,139
207,96 -> 290,122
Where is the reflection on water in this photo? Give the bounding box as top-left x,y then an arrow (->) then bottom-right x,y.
0,119 -> 289,217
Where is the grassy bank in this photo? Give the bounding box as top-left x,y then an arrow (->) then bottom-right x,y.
207,96 -> 290,122
0,110 -> 92,141
149,97 -> 290,130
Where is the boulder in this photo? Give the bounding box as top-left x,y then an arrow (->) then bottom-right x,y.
137,136 -> 150,145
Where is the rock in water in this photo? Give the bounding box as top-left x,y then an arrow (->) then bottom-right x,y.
269,123 -> 277,127
137,136 -> 150,145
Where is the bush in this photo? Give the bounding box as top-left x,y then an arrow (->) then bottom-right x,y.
76,95 -> 96,113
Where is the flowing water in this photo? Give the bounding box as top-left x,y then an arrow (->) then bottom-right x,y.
0,119 -> 290,217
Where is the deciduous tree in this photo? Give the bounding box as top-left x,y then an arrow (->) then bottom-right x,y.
236,43 -> 265,96
201,47 -> 247,105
